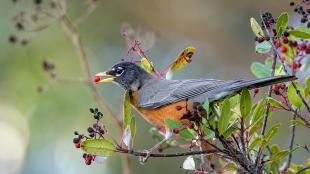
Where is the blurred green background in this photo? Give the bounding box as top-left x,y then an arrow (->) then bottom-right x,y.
0,0 -> 309,174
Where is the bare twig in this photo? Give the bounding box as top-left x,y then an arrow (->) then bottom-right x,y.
116,147 -> 218,157
285,109 -> 297,169
296,166 -> 310,174
256,13 -> 278,169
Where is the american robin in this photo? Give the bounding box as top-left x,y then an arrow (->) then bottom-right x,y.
95,61 -> 295,158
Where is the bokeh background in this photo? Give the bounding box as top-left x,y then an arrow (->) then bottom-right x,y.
0,0 -> 309,174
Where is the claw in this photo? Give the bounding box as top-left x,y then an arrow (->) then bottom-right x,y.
139,150 -> 151,164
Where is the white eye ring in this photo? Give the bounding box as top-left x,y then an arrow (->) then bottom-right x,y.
115,67 -> 124,76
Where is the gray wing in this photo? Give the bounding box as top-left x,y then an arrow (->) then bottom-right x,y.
138,78 -> 241,109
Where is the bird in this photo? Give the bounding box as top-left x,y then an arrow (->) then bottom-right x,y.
95,61 -> 296,160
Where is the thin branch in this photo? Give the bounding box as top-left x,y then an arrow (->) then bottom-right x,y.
256,13 -> 278,168
116,148 -> 218,157
58,7 -> 123,131
259,14 -> 310,115
74,1 -> 101,26
285,109 -> 297,169
296,166 -> 310,174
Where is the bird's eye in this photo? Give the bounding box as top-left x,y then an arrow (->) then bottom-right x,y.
115,67 -> 124,76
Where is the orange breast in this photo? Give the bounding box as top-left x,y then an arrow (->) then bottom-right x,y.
130,91 -> 189,128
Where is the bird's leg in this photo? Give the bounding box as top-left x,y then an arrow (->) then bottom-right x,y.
139,129 -> 173,164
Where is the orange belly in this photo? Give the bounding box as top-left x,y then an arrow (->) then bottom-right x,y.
130,91 -> 189,128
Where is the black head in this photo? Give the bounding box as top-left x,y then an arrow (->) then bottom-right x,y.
95,61 -> 154,91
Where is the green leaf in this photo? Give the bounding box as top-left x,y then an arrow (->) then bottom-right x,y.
140,57 -> 154,73
240,89 -> 252,119
305,76 -> 310,97
179,128 -> 197,139
223,124 -> 237,138
269,150 -> 290,162
288,81 -> 305,109
250,17 -> 264,37
264,124 -> 281,145
218,99 -> 231,134
149,127 -> 164,141
251,62 -> 272,78
304,55 -> 310,70
202,98 -> 210,113
276,12 -> 289,38
165,119 -> 182,129
255,40 -> 272,54
248,135 -> 263,153
251,97 -> 266,127
123,90 -> 131,127
130,117 -> 136,138
267,97 -> 284,108
289,27 -> 310,39
203,125 -> 215,140
81,139 -> 116,156
270,144 -> 280,154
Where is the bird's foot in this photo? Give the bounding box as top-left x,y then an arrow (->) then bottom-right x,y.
139,149 -> 151,164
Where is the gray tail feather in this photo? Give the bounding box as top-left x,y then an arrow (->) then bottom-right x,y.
242,75 -> 297,90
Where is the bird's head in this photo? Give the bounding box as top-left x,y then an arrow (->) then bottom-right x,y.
94,61 -> 154,91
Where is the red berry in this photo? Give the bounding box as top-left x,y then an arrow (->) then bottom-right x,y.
173,128 -> 180,134
272,85 -> 279,91
292,62 -> 300,69
75,143 -> 80,148
282,37 -> 289,44
279,46 -> 287,53
86,154 -> 93,161
279,55 -> 286,61
85,159 -> 92,165
254,88 -> 259,94
93,76 -> 101,83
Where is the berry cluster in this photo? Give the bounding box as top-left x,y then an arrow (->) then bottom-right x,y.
72,108 -> 106,165
290,0 -> 310,26
178,102 -> 207,125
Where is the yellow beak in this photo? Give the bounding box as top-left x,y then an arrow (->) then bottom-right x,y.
95,71 -> 115,83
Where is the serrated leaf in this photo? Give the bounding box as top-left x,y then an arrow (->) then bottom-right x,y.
276,12 -> 289,38
255,40 -> 272,54
218,99 -> 231,134
269,150 -> 290,162
248,136 -> 263,153
251,62 -> 272,78
183,156 -> 195,170
267,97 -> 284,108
165,119 -> 182,129
240,89 -> 252,119
130,117 -> 136,138
288,81 -> 305,109
264,124 -> 280,145
179,128 -> 197,139
140,57 -> 155,73
169,47 -> 196,73
81,139 -> 116,156
250,17 -> 264,37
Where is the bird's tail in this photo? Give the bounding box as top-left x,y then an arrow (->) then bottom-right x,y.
239,75 -> 297,90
